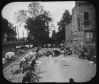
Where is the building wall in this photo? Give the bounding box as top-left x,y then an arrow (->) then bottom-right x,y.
65,23 -> 73,47
71,1 -> 96,51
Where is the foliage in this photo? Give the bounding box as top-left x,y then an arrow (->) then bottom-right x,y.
25,11 -> 52,45
28,2 -> 44,18
14,10 -> 28,24
13,2 -> 53,45
51,30 -> 56,42
58,10 -> 72,31
55,9 -> 72,43
14,2 -> 44,25
2,18 -> 17,41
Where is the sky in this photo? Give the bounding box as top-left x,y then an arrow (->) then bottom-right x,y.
1,1 -> 75,38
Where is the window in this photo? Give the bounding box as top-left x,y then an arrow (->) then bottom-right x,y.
83,12 -> 90,27
85,32 -> 93,43
84,12 -> 89,21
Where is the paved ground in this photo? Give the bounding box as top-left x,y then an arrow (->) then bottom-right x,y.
37,56 -> 96,82
3,48 -> 96,83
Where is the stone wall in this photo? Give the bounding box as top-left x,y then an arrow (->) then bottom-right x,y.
71,1 -> 96,51
65,23 -> 72,47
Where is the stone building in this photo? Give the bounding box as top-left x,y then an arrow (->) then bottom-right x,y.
71,1 -> 96,55
65,23 -> 73,48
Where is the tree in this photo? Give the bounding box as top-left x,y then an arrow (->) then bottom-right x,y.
36,11 -> 51,33
28,2 -> 44,18
58,10 -> 71,31
13,2 -> 52,45
14,2 -> 44,24
25,11 -> 52,45
51,30 -> 56,42
2,18 -> 17,42
56,10 -> 72,43
14,10 -> 28,24
13,2 -> 44,41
